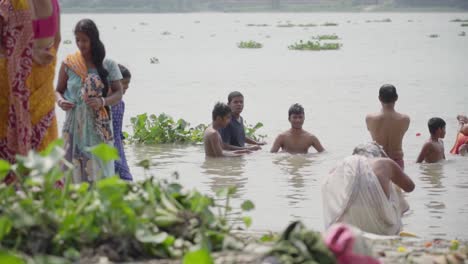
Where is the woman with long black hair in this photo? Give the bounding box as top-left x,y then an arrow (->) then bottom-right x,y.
55,18 -> 123,183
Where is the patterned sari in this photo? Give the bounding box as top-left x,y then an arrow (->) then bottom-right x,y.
62,52 -> 116,183
0,1 -> 58,169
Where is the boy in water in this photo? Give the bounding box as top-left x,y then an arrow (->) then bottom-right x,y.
416,117 -> 446,163
270,103 -> 325,154
204,102 -> 251,157
219,91 -> 264,151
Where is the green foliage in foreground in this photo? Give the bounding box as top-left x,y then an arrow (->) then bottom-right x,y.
288,40 -> 341,51
0,143 -> 254,262
129,113 -> 266,144
237,41 -> 263,49
312,34 -> 339,40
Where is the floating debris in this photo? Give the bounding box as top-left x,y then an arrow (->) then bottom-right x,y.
459,31 -> 466,36
161,31 -> 171,35
462,23 -> 468,27
150,57 -> 159,64
277,23 -> 295,28
429,34 -> 439,38
139,22 -> 148,26
246,23 -> 270,27
366,18 -> 392,23
450,18 -> 468,22
322,22 -> 339,26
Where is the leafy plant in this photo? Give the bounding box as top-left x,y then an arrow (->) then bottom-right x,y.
277,23 -> 295,27
244,122 -> 267,142
450,18 -> 468,22
288,40 -> 341,51
237,41 -> 263,49
366,18 -> 392,23
0,143 -> 254,261
462,23 -> 468,27
321,22 -> 338,26
129,113 -> 207,144
312,34 -> 339,40
246,24 -> 270,27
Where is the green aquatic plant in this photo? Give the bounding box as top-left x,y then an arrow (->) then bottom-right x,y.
429,34 -> 439,38
366,18 -> 392,23
129,113 -> 206,144
0,143 -> 254,261
128,113 -> 266,144
297,23 -> 317,27
288,40 -> 341,51
321,22 -> 338,27
246,23 -> 270,27
462,23 -> 468,27
450,18 -> 468,22
237,41 -> 263,49
312,34 -> 339,40
277,23 -> 295,28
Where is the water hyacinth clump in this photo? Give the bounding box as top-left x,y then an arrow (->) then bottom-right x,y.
321,22 -> 338,27
428,34 -> 439,38
277,23 -> 295,28
237,41 -> 263,49
288,40 -> 341,51
462,23 -> 468,27
450,18 -> 468,22
312,34 -> 339,40
366,18 -> 392,23
246,23 -> 270,27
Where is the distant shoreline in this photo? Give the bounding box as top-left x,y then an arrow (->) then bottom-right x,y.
61,6 -> 468,14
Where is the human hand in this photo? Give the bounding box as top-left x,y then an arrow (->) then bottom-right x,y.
257,141 -> 267,146
248,145 -> 261,151
58,99 -> 75,111
234,149 -> 252,154
85,97 -> 103,110
32,48 -> 54,65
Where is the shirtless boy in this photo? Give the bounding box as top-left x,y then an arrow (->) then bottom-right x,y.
366,84 -> 410,168
204,102 -> 251,157
416,117 -> 446,163
270,103 -> 325,154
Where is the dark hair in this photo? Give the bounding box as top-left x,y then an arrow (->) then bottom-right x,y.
212,102 -> 231,121
379,84 -> 398,103
228,91 -> 243,104
118,64 -> 131,79
288,103 -> 304,118
428,117 -> 446,135
74,19 -> 109,96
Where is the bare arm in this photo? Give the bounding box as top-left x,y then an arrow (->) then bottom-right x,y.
55,63 -> 75,111
416,143 -> 429,163
208,132 -> 224,157
223,143 -> 246,151
389,160 -> 415,192
104,80 -> 123,106
310,135 -> 325,153
270,135 -> 283,153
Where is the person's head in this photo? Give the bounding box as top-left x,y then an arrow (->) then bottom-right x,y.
227,91 -> 244,116
74,19 -> 109,95
118,64 -> 131,94
378,84 -> 398,104
428,117 -> 446,138
288,103 -> 305,129
212,102 -> 232,127
353,142 -> 388,158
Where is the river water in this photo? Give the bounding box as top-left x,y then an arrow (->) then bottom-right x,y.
57,12 -> 468,239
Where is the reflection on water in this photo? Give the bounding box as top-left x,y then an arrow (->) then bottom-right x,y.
202,157 -> 247,198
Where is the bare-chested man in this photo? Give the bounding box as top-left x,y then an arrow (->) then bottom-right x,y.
204,102 -> 251,157
366,84 -> 410,169
270,103 -> 325,154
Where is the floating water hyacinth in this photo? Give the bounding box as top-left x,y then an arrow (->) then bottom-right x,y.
237,41 -> 263,49
288,40 -> 341,51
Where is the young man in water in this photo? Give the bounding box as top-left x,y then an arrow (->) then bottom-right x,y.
366,84 -> 410,169
416,117 -> 446,163
270,103 -> 325,154
204,102 -> 251,157
219,91 -> 264,151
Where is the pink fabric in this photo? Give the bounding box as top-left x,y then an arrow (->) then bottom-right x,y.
325,224 -> 381,264
32,0 -> 60,39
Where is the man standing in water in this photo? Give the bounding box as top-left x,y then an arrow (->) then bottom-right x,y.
366,84 -> 410,169
270,103 -> 325,154
219,91 -> 264,151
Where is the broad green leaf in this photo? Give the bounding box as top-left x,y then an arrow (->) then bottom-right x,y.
0,217 -> 12,240
0,250 -> 24,264
31,255 -> 70,264
183,249 -> 213,264
241,200 -> 255,211
63,248 -> 80,261
243,216 -> 252,228
215,188 -> 228,198
0,159 -> 10,180
40,139 -> 64,156
89,144 -> 119,163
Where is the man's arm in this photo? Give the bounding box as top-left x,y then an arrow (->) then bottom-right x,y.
389,159 -> 415,192
270,135 -> 283,153
310,135 -> 325,153
208,132 -> 225,157
416,143 -> 429,163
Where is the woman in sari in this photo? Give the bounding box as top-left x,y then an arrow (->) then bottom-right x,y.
450,115 -> 468,156
1,0 -> 60,167
56,19 -> 123,183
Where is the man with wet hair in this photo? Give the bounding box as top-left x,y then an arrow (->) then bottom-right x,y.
219,91 -> 264,151
270,103 -> 325,154
416,117 -> 446,163
204,102 -> 251,157
366,84 -> 410,169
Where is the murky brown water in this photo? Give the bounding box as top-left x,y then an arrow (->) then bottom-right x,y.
57,12 -> 468,238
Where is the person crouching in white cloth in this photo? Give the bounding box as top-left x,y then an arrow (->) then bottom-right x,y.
322,142 -> 415,235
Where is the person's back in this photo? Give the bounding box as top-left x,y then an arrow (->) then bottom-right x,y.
416,117 -> 446,163
366,84 -> 409,166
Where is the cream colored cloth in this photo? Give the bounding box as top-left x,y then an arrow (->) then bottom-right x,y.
322,155 -> 407,235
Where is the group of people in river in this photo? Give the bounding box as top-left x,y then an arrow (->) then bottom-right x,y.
204,87 -> 467,235
2,0 -> 468,237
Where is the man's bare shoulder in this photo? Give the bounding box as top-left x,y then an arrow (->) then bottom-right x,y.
366,112 -> 381,123
204,126 -> 218,138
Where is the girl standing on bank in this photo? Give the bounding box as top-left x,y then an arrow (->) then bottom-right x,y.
56,19 -> 123,183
